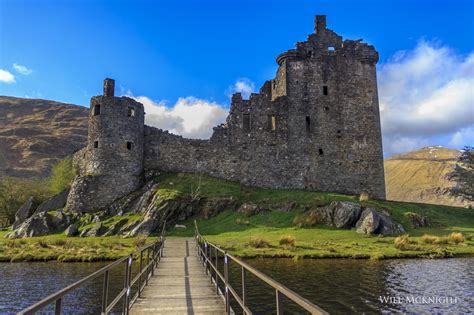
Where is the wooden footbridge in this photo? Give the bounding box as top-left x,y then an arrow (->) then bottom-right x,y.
19,222 -> 327,315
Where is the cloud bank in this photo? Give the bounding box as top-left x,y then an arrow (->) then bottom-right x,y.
0,69 -> 15,83
378,40 -> 474,156
226,78 -> 255,99
131,95 -> 228,139
13,63 -> 32,75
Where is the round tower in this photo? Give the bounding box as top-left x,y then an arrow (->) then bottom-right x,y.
67,78 -> 145,212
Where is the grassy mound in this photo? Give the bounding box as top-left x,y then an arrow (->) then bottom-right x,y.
162,173 -> 474,259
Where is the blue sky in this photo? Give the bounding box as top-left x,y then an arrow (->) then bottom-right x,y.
1,0 -> 473,155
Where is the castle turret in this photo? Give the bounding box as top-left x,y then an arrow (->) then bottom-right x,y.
66,79 -> 145,213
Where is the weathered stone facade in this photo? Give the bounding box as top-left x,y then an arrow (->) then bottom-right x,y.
66,16 -> 386,213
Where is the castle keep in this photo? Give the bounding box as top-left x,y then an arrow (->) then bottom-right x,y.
66,16 -> 386,213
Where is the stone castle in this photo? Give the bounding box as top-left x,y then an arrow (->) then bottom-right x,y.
66,15 -> 386,213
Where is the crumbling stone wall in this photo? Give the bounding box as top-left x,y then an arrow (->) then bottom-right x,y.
66,79 -> 146,212
144,15 -> 385,199
68,16 -> 386,213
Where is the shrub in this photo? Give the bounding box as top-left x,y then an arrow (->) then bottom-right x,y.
48,156 -> 75,194
133,235 -> 148,249
279,235 -> 295,247
293,211 -> 324,228
51,239 -> 67,246
448,232 -> 465,244
359,192 -> 369,202
37,239 -> 49,248
394,235 -> 416,250
248,237 -> 270,248
421,235 -> 438,244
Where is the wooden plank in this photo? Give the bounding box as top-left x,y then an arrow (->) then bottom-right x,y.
130,238 -> 226,315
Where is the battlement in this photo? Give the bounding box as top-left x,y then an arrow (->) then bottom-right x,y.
67,15 -> 386,213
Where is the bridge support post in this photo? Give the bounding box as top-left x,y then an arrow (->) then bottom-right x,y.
224,253 -> 230,314
276,289 -> 283,315
101,270 -> 109,314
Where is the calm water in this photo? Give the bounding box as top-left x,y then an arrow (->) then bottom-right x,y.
0,258 -> 472,314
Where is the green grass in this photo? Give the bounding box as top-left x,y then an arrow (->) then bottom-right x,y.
0,230 -> 156,262
162,173 -> 474,259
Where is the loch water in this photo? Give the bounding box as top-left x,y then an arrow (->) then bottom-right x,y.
0,258 -> 472,314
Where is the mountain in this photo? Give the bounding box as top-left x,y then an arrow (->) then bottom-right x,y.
0,96 -> 88,178
384,146 -> 472,208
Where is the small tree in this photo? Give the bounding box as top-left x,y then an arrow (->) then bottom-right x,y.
449,146 -> 474,201
48,156 -> 75,194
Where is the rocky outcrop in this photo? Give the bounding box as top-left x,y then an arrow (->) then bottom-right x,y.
355,207 -> 406,235
6,212 -> 55,238
12,196 -> 35,229
201,197 -> 239,219
355,208 -> 381,235
64,223 -> 79,237
313,201 -> 362,229
238,203 -> 267,217
35,189 -> 70,214
80,222 -> 106,237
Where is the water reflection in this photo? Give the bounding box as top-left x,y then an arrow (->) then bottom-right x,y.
0,258 -> 472,314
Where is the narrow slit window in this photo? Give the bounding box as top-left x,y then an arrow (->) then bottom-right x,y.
243,114 -> 251,131
126,142 -> 133,150
323,86 -> 328,95
268,115 -> 277,131
319,148 -> 324,156
127,106 -> 135,117
93,141 -> 99,148
305,116 -> 311,132
324,106 -> 329,112
328,46 -> 335,52
93,104 -> 101,116
337,130 -> 342,138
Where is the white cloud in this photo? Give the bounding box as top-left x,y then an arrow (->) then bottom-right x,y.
378,40 -> 474,156
226,78 -> 255,99
448,126 -> 474,148
131,95 -> 228,139
13,63 -> 32,75
0,69 -> 15,83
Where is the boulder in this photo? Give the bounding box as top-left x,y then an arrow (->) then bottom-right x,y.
103,218 -> 129,236
356,208 -> 381,235
332,202 -> 362,229
35,189 -> 70,214
124,210 -> 160,237
237,203 -> 266,217
6,212 -> 54,238
64,223 -> 79,237
404,212 -> 430,228
378,212 -> 406,235
13,197 -> 35,229
315,201 -> 361,228
80,222 -> 106,237
201,197 -> 239,219
51,210 -> 73,230
272,202 -> 298,212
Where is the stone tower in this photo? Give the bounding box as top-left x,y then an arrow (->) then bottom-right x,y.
66,79 -> 145,212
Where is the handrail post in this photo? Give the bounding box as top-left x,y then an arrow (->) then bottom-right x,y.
138,251 -> 143,297
146,248 -> 150,285
55,298 -> 61,315
123,256 -> 132,315
204,242 -> 209,275
224,253 -> 230,314
101,270 -> 109,314
242,266 -> 246,308
276,289 -> 283,315
215,247 -> 219,295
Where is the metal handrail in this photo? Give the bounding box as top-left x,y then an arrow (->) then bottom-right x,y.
194,220 -> 328,315
18,220 -> 167,315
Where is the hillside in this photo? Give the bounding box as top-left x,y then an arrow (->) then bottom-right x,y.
384,146 -> 472,208
0,96 -> 88,178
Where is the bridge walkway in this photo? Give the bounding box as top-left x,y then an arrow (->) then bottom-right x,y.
130,238 -> 226,315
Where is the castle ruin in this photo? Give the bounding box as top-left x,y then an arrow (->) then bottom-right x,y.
66,15 -> 386,213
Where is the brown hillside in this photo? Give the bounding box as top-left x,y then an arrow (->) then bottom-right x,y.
384,146 -> 472,208
0,96 -> 88,178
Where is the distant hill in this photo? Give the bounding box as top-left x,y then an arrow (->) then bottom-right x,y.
0,96 -> 88,178
384,146 -> 472,208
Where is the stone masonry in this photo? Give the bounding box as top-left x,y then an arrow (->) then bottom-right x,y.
66,16 -> 386,213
